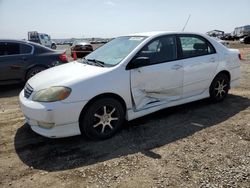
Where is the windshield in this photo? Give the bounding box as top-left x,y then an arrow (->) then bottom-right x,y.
85,36 -> 147,66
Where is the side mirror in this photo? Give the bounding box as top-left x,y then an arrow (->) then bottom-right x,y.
126,57 -> 150,69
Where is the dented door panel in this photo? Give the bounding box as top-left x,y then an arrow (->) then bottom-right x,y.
130,61 -> 183,110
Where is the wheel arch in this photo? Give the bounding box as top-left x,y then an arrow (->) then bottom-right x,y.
212,70 -> 231,87
209,70 -> 231,94
51,43 -> 57,49
78,92 -> 127,126
217,70 -> 231,81
24,64 -> 49,81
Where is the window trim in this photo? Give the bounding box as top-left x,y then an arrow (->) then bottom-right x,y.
126,35 -> 178,69
177,34 -> 217,60
0,42 -> 34,57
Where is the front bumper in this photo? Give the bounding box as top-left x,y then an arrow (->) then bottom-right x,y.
19,90 -> 87,138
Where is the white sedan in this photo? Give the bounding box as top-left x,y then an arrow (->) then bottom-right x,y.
19,31 -> 241,139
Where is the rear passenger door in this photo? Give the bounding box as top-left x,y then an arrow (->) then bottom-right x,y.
177,35 -> 219,98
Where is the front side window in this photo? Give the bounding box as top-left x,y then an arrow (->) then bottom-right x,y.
135,35 -> 177,65
179,35 -> 215,58
0,42 -> 20,56
85,36 -> 147,66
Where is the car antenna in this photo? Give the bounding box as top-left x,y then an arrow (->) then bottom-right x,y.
182,14 -> 191,31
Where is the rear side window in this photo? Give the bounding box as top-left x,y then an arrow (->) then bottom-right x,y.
179,35 -> 215,58
0,42 -> 20,56
32,43 -> 52,54
20,44 -> 32,54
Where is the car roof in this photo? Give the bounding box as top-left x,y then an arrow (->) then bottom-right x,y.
128,31 -> 206,37
0,39 -> 42,46
0,39 -> 54,50
0,39 -> 33,44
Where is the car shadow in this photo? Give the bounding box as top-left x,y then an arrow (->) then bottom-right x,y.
14,94 -> 250,172
0,83 -> 24,98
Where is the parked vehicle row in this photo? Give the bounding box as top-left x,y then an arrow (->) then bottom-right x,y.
233,25 -> 250,38
0,40 -> 68,85
19,31 -> 241,140
207,25 -> 250,42
239,36 -> 250,44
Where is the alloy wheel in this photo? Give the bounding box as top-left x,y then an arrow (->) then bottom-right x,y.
81,98 -> 125,140
93,105 -> 119,134
214,79 -> 227,99
210,73 -> 230,102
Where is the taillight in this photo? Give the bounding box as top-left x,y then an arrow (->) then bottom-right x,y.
59,53 -> 68,62
238,53 -> 242,60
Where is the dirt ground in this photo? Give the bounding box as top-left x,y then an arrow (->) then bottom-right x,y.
0,42 -> 250,188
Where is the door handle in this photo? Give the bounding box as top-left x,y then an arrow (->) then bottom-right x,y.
209,58 -> 216,62
10,65 -> 22,70
171,64 -> 183,70
21,56 -> 27,61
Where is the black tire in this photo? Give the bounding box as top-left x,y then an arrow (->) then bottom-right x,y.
209,73 -> 230,102
51,44 -> 57,49
26,66 -> 46,81
80,98 -> 125,140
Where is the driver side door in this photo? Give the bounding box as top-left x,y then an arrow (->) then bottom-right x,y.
128,35 -> 183,110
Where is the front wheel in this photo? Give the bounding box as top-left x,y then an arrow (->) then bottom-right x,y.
51,44 -> 57,49
209,74 -> 230,102
26,66 -> 46,81
80,98 -> 125,140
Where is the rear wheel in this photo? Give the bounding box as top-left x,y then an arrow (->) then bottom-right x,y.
51,44 -> 56,49
80,98 -> 125,140
209,73 -> 230,102
26,66 -> 46,81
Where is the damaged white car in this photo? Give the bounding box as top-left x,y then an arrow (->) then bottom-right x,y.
19,31 -> 241,139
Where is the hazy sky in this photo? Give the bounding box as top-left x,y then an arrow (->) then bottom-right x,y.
0,0 -> 249,39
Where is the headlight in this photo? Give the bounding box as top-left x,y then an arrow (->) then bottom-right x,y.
32,86 -> 71,102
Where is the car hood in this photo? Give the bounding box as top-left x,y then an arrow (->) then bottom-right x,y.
28,61 -> 109,90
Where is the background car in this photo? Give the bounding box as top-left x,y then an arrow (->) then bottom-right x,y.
239,36 -> 250,44
70,40 -> 93,58
0,40 -> 68,85
211,37 -> 230,47
28,31 -> 57,49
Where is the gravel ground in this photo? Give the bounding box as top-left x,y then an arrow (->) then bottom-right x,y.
0,42 -> 249,188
